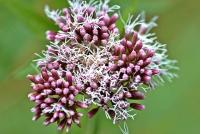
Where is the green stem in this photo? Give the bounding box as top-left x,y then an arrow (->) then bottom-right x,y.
92,114 -> 100,134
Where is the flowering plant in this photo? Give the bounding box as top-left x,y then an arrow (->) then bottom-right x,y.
27,0 -> 177,133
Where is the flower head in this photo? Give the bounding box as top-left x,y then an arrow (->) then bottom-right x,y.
27,0 -> 177,132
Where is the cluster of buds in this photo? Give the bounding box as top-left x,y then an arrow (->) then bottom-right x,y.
45,0 -> 119,45
27,67 -> 88,131
27,0 -> 177,132
111,32 -> 159,86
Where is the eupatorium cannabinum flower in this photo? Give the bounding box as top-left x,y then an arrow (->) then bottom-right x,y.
27,0 -> 177,133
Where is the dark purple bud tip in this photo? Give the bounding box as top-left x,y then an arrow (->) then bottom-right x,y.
135,40 -> 143,51
143,57 -> 152,67
130,90 -> 145,100
84,23 -> 92,31
126,40 -> 133,50
57,120 -> 66,131
147,49 -> 155,57
41,71 -> 49,81
130,103 -> 145,110
110,13 -> 119,24
88,107 -> 99,119
27,75 -> 35,83
51,69 -> 60,80
108,110 -> 115,118
132,32 -> 138,45
46,31 -> 56,41
152,69 -> 160,75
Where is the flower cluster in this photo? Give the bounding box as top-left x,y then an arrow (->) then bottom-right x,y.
27,0 -> 177,132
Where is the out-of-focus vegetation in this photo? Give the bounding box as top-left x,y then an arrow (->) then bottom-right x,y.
0,0 -> 199,134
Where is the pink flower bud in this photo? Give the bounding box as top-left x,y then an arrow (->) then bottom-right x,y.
101,39 -> 108,45
76,101 -> 88,109
51,69 -> 60,80
110,13 -> 119,24
84,23 -> 92,31
101,33 -> 109,39
61,97 -> 67,104
134,75 -> 141,83
44,98 -> 56,103
122,54 -> 127,61
126,67 -> 132,74
132,32 -> 138,45
55,88 -> 63,95
135,40 -> 143,52
143,75 -> 151,84
130,90 -> 145,100
125,92 -> 132,98
101,26 -> 108,33
118,60 -> 124,66
128,50 -> 136,61
83,34 -> 92,42
66,71 -> 73,85
122,74 -> 129,80
27,75 -> 36,83
102,15 -> 110,26
63,88 -> 69,95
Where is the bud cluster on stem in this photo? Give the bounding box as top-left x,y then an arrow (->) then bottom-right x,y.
27,0 -> 177,132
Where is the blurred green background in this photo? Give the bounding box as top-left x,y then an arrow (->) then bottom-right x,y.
0,0 -> 199,134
